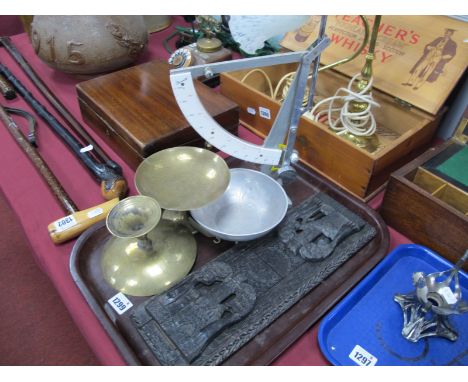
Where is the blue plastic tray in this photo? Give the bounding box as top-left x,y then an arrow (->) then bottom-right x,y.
318,244 -> 468,366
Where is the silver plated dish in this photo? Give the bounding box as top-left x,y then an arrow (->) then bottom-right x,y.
190,168 -> 289,241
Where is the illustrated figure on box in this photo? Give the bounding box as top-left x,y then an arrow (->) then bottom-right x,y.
402,28 -> 457,90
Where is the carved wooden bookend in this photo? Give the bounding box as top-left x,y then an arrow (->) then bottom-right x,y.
131,193 -> 376,365
279,199 -> 363,261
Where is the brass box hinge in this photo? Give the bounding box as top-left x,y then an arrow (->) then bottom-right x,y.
454,117 -> 467,144
394,97 -> 413,110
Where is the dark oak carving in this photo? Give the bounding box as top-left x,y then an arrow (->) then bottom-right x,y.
131,193 -> 376,365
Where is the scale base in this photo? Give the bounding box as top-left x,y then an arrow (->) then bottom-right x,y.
101,220 -> 197,297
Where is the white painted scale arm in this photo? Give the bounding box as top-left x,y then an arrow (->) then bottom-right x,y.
169,36 -> 330,168
170,70 -> 282,165
169,52 -> 305,166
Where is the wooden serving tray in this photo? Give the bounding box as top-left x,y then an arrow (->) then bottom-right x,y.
70,159 -> 389,365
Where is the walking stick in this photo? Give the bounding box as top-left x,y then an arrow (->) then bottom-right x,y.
0,62 -> 127,200
0,36 -> 121,173
0,103 -> 118,244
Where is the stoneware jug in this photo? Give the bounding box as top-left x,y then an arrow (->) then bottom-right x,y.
30,15 -> 148,74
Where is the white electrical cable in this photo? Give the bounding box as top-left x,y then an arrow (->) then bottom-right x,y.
309,73 -> 380,137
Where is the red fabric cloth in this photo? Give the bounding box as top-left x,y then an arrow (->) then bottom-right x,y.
0,21 -> 412,366
0,190 -> 99,365
0,26 -> 182,367
0,16 -> 24,36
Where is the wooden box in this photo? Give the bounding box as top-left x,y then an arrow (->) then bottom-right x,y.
380,117 -> 468,269
77,59 -> 239,169
220,16 -> 467,200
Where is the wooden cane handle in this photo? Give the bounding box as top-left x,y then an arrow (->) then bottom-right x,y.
101,178 -> 128,200
47,198 -> 119,244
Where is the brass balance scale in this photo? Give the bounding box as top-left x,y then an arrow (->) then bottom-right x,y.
100,17 -> 332,298
101,147 -> 230,296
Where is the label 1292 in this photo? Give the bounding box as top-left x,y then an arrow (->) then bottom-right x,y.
54,215 -> 77,232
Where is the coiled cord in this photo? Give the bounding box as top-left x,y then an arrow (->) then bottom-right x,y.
241,69 -> 274,98
309,73 -> 380,137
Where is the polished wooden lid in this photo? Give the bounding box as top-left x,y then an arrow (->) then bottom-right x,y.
76,59 -> 238,156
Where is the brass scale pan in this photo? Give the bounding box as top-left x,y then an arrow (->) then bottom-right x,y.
135,146 -> 230,211
101,147 -> 231,296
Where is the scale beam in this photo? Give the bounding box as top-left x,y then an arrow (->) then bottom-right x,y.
171,72 -> 282,164
170,20 -> 330,170
171,51 -> 305,78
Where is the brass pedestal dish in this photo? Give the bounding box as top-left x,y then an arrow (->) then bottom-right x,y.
101,147 -> 231,297
101,195 -> 196,297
